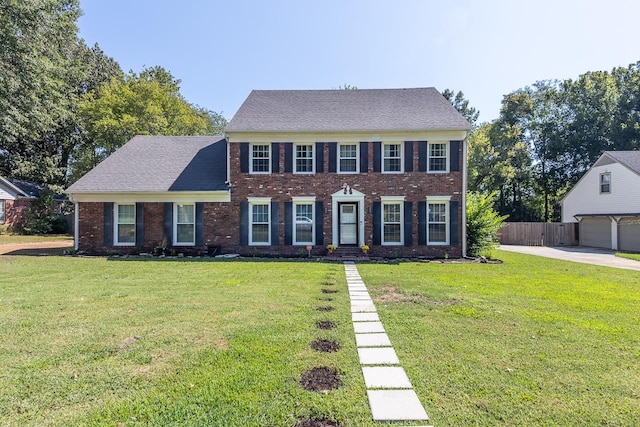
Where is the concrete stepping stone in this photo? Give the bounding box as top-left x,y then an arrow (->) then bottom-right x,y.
367,390 -> 429,421
352,312 -> 379,321
354,321 -> 385,333
362,366 -> 412,388
358,347 -> 400,365
355,333 -> 391,347
351,304 -> 377,313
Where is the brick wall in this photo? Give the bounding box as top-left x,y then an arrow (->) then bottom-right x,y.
3,199 -> 33,230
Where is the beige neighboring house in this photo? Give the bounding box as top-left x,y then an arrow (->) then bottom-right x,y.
561,151 -> 640,252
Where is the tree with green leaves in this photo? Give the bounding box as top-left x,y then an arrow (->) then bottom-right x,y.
442,89 -> 479,128
71,67 -> 227,181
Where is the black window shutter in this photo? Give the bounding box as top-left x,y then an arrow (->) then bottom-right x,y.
240,143 -> 249,173
135,202 -> 144,247
239,202 -> 248,245
360,142 -> 368,172
284,143 -> 293,173
315,201 -> 323,245
103,202 -> 113,246
373,141 -> 381,172
270,201 -> 279,245
315,143 -> 324,172
450,141 -> 460,172
284,202 -> 293,245
418,201 -> 427,245
372,202 -> 381,245
328,143 -> 337,172
404,201 -> 413,246
195,202 -> 204,246
163,202 -> 173,245
418,141 -> 428,172
404,141 -> 414,172
271,143 -> 279,173
450,200 -> 459,245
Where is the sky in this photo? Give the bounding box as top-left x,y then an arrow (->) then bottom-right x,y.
77,0 -> 640,124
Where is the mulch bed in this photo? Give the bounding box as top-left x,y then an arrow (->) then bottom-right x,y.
316,320 -> 335,330
316,306 -> 334,312
310,339 -> 340,353
295,419 -> 341,427
322,282 -> 335,286
321,289 -> 338,294
300,367 -> 341,392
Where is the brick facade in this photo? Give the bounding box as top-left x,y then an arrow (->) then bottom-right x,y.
2,199 -> 34,230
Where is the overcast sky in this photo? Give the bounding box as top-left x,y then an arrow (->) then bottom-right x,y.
78,0 -> 640,123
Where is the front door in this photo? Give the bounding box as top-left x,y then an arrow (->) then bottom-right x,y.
339,203 -> 358,245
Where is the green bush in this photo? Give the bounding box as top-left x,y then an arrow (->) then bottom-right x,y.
466,191 -> 508,257
20,193 -> 67,235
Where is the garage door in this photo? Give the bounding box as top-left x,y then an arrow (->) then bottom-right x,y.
618,217 -> 640,252
580,217 -> 612,249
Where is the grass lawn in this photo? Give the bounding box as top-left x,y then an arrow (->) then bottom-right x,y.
1,252 -> 639,426
616,252 -> 640,262
0,234 -> 73,244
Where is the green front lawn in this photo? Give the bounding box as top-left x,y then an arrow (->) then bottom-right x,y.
1,253 -> 638,426
616,251 -> 640,262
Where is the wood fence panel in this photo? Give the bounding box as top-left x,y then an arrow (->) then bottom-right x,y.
499,222 -> 578,246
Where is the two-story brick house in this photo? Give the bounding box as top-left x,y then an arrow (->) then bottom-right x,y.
67,88 -> 471,257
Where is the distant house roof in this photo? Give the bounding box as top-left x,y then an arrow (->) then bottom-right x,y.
66,136 -> 228,194
225,88 -> 471,133
604,151 -> 640,175
0,175 -> 60,199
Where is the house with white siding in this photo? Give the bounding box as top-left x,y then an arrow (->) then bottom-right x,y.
561,151 -> 640,252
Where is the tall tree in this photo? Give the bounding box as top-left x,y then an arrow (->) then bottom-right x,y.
442,89 -> 479,128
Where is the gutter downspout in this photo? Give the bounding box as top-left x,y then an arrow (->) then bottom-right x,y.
461,131 -> 469,257
72,198 -> 79,251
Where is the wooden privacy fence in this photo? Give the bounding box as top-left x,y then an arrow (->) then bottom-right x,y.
499,222 -> 578,246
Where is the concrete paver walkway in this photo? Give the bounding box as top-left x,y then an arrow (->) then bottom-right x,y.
344,262 -> 431,426
499,245 -> 640,271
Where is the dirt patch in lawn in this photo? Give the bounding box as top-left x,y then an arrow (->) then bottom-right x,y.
318,297 -> 333,302
300,367 -> 341,392
310,339 -> 340,353
322,282 -> 335,286
316,320 -> 335,330
0,241 -> 73,255
316,306 -> 334,312
321,289 -> 338,294
295,419 -> 341,427
119,336 -> 140,351
374,285 -> 460,306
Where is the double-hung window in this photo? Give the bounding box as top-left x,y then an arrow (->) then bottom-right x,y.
383,143 -> 402,173
600,172 -> 611,194
250,200 -> 270,245
0,200 -> 5,224
428,142 -> 448,172
338,143 -> 358,173
381,198 -> 403,245
251,144 -> 270,173
295,144 -> 314,173
426,197 -> 450,244
174,203 -> 195,245
115,203 -> 135,245
294,201 -> 314,244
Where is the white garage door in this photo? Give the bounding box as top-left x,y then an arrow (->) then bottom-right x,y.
580,217 -> 612,249
618,217 -> 640,253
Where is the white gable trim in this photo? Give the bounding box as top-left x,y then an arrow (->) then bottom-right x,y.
68,191 -> 230,203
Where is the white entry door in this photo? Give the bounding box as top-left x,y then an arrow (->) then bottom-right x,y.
339,203 -> 358,245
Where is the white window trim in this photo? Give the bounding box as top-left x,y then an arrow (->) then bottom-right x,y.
382,142 -> 404,174
294,143 -> 315,174
426,196 -> 451,245
380,196 -> 405,245
248,197 -> 271,246
292,196 -> 315,245
427,141 -> 449,173
0,199 -> 5,224
338,142 -> 359,174
173,203 -> 196,246
600,172 -> 611,194
114,203 -> 135,246
250,143 -> 271,174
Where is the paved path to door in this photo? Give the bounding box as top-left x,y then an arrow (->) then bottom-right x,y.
345,262 -> 431,426
499,245 -> 640,271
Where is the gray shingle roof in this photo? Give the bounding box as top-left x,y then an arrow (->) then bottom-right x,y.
66,136 -> 228,193
605,151 -> 640,174
225,88 -> 471,133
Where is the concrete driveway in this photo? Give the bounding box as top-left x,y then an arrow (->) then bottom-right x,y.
498,245 -> 640,271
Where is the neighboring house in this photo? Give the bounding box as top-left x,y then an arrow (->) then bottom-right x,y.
561,151 -> 640,252
67,88 -> 471,257
0,176 -> 50,229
